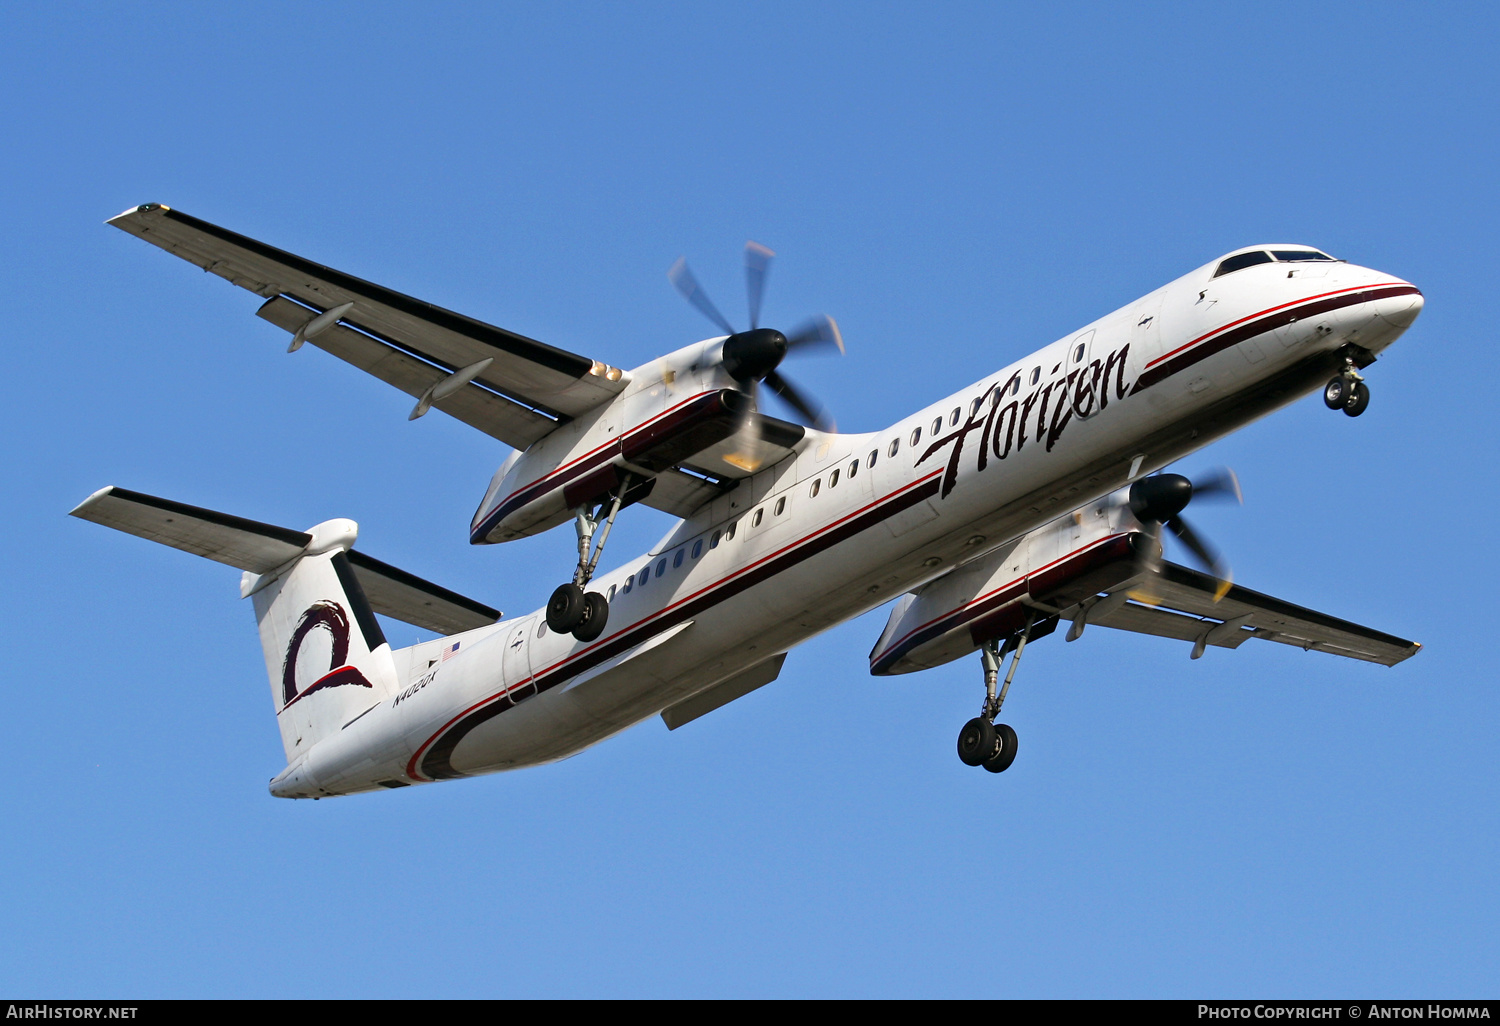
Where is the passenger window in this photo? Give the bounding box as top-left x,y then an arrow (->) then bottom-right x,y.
639,566 -> 650,588
950,408 -> 960,426
970,397 -> 982,416
752,509 -> 763,528
848,460 -> 859,478
867,450 -> 877,469
1010,376 -> 1021,396
931,417 -> 942,434
1072,343 -> 1085,363
888,438 -> 899,458
774,496 -> 786,515
607,585 -> 616,601
1213,251 -> 1274,277
692,539 -> 703,558
725,521 -> 737,541
1029,368 -> 1040,386
810,479 -> 820,498
909,427 -> 921,446
710,530 -> 721,548
623,574 -> 634,594
537,620 -> 548,638
656,558 -> 667,578
673,548 -> 684,568
829,468 -> 840,487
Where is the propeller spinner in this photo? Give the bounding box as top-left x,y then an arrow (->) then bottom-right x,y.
668,242 -> 844,430
1126,468 -> 1242,600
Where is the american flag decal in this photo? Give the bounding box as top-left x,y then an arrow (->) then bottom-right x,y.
441,641 -> 460,662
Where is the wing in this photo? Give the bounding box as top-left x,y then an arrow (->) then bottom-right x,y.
108,203 -> 628,450
1091,561 -> 1419,666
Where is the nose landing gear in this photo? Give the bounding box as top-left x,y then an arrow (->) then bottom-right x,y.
956,613 -> 1031,773
546,473 -> 631,642
1323,354 -> 1371,418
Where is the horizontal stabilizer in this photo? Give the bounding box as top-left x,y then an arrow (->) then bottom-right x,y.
70,486 -> 500,634
69,486 -> 310,573
344,549 -> 499,635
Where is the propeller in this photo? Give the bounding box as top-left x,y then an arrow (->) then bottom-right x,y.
1124,467 -> 1242,601
668,242 -> 844,431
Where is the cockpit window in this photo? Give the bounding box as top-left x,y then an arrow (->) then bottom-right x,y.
1270,249 -> 1334,262
1213,251 -> 1274,277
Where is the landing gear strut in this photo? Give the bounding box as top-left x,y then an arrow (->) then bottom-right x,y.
546,473 -> 632,641
957,612 -> 1029,773
1323,355 -> 1371,418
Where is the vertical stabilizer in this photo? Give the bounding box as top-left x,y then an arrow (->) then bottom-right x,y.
243,521 -> 399,761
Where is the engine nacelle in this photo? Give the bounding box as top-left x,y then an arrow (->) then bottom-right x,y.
870,495 -> 1148,675
470,387 -> 750,544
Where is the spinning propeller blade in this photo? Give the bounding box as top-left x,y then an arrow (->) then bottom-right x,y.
1125,469 -> 1242,602
668,244 -> 846,430
745,241 -> 774,330
1188,466 -> 1243,505
765,370 -> 835,431
668,257 -> 735,336
786,314 -> 845,355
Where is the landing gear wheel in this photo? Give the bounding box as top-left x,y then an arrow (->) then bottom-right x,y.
1323,375 -> 1352,409
1343,381 -> 1370,418
957,717 -> 997,767
982,723 -> 1019,773
572,592 -> 609,642
546,583 -> 585,634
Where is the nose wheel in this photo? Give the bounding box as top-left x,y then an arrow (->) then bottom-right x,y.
956,614 -> 1032,774
546,474 -> 631,641
1323,358 -> 1371,418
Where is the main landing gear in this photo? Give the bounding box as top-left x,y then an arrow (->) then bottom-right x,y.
1323,355 -> 1371,418
546,473 -> 632,642
957,613 -> 1033,774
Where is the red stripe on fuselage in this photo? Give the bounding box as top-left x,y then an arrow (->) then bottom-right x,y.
1146,282 -> 1410,370
407,470 -> 945,781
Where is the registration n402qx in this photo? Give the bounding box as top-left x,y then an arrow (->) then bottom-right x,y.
74,205 -> 1425,796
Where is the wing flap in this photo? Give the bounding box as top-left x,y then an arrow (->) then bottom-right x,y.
1091,562 -> 1419,666
638,466 -> 736,519
109,204 -> 628,425
256,296 -> 558,449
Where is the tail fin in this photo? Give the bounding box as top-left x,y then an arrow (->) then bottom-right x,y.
70,487 -> 501,762
246,529 -> 398,759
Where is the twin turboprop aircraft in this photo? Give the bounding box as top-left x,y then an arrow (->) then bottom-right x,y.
73,204 -> 1424,797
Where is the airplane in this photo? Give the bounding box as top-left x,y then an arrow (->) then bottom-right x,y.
71,203 -> 1424,797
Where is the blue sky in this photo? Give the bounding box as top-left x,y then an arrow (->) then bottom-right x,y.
2,1 -> 1496,997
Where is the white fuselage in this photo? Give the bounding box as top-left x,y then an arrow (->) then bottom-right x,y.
271,251 -> 1423,798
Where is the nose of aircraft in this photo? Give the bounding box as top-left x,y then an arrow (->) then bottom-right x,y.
1377,286 -> 1424,329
